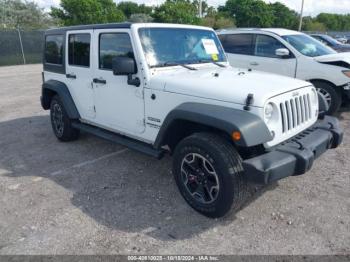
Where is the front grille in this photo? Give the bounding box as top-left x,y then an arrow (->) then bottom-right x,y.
279,94 -> 312,133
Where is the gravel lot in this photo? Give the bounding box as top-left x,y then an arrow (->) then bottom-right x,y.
0,64 -> 349,255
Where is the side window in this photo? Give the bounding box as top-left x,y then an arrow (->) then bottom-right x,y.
218,34 -> 226,45
68,34 -> 90,67
254,35 -> 287,58
221,34 -> 254,55
314,36 -> 328,46
45,35 -> 63,65
99,33 -> 133,70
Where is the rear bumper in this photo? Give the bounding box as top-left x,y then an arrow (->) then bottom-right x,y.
243,116 -> 343,184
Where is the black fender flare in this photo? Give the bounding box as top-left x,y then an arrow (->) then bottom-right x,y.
153,103 -> 272,148
41,80 -> 80,119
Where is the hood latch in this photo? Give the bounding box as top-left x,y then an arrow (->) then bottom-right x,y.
244,94 -> 254,111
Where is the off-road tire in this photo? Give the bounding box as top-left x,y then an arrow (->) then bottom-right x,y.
313,81 -> 342,115
173,133 -> 247,218
50,95 -> 80,142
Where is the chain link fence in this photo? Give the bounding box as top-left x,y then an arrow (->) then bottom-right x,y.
0,29 -> 44,66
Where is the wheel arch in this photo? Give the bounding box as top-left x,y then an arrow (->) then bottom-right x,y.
309,79 -> 340,92
153,103 -> 272,151
41,80 -> 80,119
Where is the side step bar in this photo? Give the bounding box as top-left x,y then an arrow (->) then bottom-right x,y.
72,122 -> 165,159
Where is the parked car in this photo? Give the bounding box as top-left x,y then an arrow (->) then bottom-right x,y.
41,23 -> 343,218
310,34 -> 350,53
335,35 -> 348,44
217,28 -> 350,115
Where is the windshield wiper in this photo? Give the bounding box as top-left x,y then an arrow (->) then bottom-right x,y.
211,61 -> 227,68
158,62 -> 197,70
195,59 -> 226,68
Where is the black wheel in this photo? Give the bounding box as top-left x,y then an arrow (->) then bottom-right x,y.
50,95 -> 80,141
313,81 -> 342,115
173,133 -> 247,218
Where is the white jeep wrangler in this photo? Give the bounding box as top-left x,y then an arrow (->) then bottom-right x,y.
41,23 -> 343,218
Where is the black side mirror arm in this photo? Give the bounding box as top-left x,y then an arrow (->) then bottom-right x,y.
127,74 -> 140,87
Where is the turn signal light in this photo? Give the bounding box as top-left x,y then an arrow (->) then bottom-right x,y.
232,131 -> 241,141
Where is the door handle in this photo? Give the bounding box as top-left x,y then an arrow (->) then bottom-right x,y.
93,78 -> 107,84
66,73 -> 76,79
250,62 -> 259,66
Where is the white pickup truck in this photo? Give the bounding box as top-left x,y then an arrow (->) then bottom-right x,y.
217,28 -> 350,115
41,23 -> 343,218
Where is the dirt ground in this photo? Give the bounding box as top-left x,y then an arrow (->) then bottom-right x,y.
0,64 -> 349,255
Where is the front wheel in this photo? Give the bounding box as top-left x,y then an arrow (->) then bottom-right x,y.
313,81 -> 342,115
173,133 -> 247,218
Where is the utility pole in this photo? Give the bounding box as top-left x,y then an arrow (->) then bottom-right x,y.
298,0 -> 305,31
199,0 -> 202,18
17,27 -> 26,65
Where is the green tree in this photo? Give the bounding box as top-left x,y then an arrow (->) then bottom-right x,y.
0,0 -> 55,29
129,13 -> 153,23
270,2 -> 298,29
219,0 -> 274,28
200,10 -> 235,30
214,17 -> 235,29
153,0 -> 200,25
304,20 -> 327,32
117,1 -> 153,18
315,13 -> 350,31
51,0 -> 125,26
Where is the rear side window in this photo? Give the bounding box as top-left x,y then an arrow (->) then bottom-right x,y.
68,34 -> 90,67
221,34 -> 254,55
45,35 -> 63,65
254,35 -> 286,58
99,33 -> 134,70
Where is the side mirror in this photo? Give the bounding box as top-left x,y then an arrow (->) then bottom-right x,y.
275,48 -> 290,58
112,56 -> 140,87
112,56 -> 137,75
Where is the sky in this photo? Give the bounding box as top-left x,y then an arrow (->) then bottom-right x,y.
33,0 -> 350,17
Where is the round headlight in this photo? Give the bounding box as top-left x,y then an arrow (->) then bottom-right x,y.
264,103 -> 274,121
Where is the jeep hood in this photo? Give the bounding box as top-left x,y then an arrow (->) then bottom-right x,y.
314,52 -> 350,66
149,66 -> 312,107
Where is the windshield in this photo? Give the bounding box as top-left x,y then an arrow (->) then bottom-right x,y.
282,34 -> 336,57
138,28 -> 226,67
321,35 -> 341,45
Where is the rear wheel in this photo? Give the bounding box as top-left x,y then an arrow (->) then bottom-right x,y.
173,133 -> 247,218
50,95 -> 80,141
313,81 -> 341,115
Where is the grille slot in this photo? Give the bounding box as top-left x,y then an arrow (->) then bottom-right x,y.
280,93 -> 312,133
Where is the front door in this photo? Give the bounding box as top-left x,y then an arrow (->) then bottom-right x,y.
92,29 -> 145,134
250,34 -> 297,78
220,33 -> 254,69
65,30 -> 95,120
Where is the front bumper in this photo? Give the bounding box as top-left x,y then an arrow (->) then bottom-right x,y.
243,116 -> 343,184
342,83 -> 350,99
344,89 -> 350,100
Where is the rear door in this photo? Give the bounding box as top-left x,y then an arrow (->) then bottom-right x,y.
250,34 -> 297,77
219,33 -> 254,69
65,30 -> 95,120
